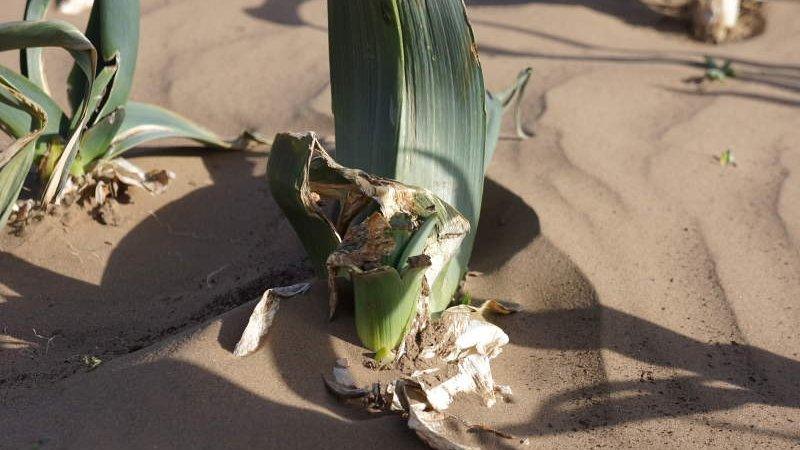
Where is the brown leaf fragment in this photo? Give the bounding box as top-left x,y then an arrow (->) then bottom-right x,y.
478,299 -> 522,316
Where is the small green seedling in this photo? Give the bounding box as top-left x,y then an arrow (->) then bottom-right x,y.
704,56 -> 736,81
82,354 -> 102,371
719,149 -> 737,167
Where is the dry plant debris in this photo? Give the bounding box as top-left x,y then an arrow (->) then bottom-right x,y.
233,283 -> 312,357
236,283 -> 523,449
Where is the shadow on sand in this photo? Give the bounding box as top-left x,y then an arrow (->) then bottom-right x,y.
2,158 -> 799,445
244,0 -> 684,32
243,0 -> 800,107
472,177 -> 800,442
0,147 -> 309,381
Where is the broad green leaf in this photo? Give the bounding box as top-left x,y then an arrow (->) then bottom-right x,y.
20,0 -> 53,95
67,2 -> 100,114
0,19 -> 98,203
71,61 -> 117,131
328,0 -> 486,311
106,102 -> 233,159
353,263 -> 427,357
328,0 -> 403,178
93,0 -> 140,120
267,133 -> 341,277
0,80 -> 46,226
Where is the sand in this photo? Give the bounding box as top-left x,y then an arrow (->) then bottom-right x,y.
1,0 -> 799,448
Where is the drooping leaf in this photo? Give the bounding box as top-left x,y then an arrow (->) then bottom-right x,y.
20,0 -> 54,95
0,65 -> 67,144
0,80 -> 47,226
105,102 -> 235,159
0,20 -> 96,81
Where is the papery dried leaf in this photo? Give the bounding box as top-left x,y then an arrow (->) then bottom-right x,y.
233,283 -> 312,357
421,354 -> 497,411
85,158 -> 175,197
404,384 -> 478,450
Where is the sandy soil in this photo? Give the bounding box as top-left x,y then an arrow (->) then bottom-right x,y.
1,0 -> 799,448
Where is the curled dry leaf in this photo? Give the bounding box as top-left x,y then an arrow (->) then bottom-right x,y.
424,305 -> 510,363
410,304 -> 511,411
91,158 -> 176,195
326,382 -> 369,400
59,157 -> 177,209
233,283 -> 312,357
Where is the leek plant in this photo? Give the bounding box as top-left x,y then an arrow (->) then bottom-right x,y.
267,0 -> 530,360
0,0 -> 249,226
268,132 -> 469,362
328,0 -> 531,314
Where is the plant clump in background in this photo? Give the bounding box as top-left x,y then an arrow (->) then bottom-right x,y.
0,0 -> 264,229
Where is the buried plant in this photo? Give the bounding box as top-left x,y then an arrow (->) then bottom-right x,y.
327,0 -> 531,319
260,0 -> 531,362
0,0 -> 258,227
259,0 -> 531,360
238,0 -> 530,445
267,132 -> 471,363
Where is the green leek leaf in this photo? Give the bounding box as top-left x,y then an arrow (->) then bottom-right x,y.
93,0 -> 140,120
329,1 -> 532,313
20,0 -> 53,95
0,80 -> 46,226
267,133 -> 341,277
484,67 -> 532,167
353,262 -> 428,356
105,102 -> 236,159
76,107 -> 124,173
